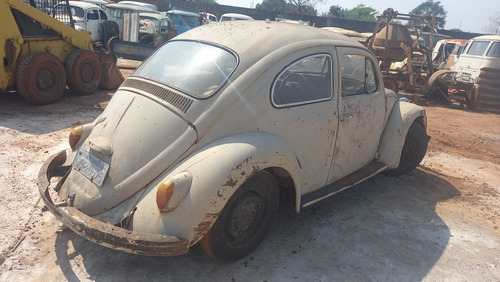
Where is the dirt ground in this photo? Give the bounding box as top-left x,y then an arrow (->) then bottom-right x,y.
0,63 -> 499,280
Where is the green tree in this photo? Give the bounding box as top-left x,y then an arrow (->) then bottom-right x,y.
345,4 -> 377,21
410,0 -> 447,29
256,0 -> 288,13
256,0 -> 317,16
328,4 -> 348,18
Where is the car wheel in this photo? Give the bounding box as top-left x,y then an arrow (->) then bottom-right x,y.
199,171 -> 279,262
385,122 -> 428,176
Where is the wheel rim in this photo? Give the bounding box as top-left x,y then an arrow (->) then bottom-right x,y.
36,68 -> 55,91
224,191 -> 266,247
80,62 -> 95,83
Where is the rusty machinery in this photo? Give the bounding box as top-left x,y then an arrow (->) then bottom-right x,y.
367,8 -> 436,94
0,0 -> 123,104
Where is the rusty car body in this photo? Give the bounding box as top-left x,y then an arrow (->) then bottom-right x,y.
38,21 -> 429,262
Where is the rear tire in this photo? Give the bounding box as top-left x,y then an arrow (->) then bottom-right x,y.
66,49 -> 102,95
199,171 -> 279,262
385,122 -> 428,176
16,52 -> 66,105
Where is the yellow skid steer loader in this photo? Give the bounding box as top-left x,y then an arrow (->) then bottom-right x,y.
1,0 -> 124,104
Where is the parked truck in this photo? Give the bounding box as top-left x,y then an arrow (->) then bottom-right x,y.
0,0 -> 123,105
426,35 -> 500,113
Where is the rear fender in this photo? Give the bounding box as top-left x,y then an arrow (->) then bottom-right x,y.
131,132 -> 300,245
377,101 -> 426,168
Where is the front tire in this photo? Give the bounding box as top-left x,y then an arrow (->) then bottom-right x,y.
199,171 -> 279,262
385,122 -> 428,176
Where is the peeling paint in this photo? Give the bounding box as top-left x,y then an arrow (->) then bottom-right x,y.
191,212 -> 219,244
223,176 -> 238,187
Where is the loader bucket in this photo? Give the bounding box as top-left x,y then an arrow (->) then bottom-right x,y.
96,52 -> 124,90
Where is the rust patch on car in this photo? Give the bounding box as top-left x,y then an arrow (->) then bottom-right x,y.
223,176 -> 238,187
192,212 -> 219,243
223,157 -> 258,187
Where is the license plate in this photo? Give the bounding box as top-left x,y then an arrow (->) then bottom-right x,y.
73,148 -> 109,186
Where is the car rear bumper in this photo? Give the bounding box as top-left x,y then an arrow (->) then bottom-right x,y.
38,150 -> 189,256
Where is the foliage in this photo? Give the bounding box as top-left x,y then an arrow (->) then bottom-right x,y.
328,4 -> 348,18
484,12 -> 500,34
410,0 -> 447,29
256,0 -> 317,15
255,0 -> 288,13
345,4 -> 377,21
326,4 -> 376,22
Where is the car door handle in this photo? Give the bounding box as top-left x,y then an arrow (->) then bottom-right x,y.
340,114 -> 353,121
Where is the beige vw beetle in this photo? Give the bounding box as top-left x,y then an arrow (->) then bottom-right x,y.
39,21 -> 428,262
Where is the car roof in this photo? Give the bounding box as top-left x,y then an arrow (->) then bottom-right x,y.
220,13 -> 254,20
65,1 -> 102,9
139,12 -> 171,20
470,35 -> 500,41
174,21 -> 364,59
435,38 -> 468,45
106,3 -> 159,13
119,1 -> 158,11
166,9 -> 200,17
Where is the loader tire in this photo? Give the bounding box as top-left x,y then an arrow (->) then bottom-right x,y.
16,52 -> 67,105
66,49 -> 102,95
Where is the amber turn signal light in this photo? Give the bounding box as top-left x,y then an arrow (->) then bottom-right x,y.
156,179 -> 174,209
69,126 -> 83,149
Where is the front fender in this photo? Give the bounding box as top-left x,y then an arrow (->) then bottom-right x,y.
131,132 -> 300,245
377,101 -> 426,168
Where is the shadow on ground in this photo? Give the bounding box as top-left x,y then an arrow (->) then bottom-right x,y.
51,168 -> 459,281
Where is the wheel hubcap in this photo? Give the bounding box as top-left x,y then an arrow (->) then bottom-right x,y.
225,191 -> 265,244
36,68 -> 55,91
80,63 -> 94,83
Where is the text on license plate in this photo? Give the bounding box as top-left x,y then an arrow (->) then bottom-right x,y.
73,148 -> 109,186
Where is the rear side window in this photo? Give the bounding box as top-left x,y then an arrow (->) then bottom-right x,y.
486,42 -> 500,58
467,41 -> 489,56
272,54 -> 332,107
341,55 -> 378,97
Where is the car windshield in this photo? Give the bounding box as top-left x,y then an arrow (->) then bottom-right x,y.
133,41 -> 238,98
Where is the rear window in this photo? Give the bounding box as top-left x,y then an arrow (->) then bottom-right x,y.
133,41 -> 238,98
467,41 -> 490,56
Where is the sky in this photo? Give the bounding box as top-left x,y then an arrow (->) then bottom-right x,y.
216,0 -> 500,33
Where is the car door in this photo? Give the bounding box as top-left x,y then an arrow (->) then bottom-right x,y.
327,47 -> 386,183
85,8 -> 103,42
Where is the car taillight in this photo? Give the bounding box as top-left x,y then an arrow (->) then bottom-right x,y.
69,126 -> 83,149
156,179 -> 174,209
